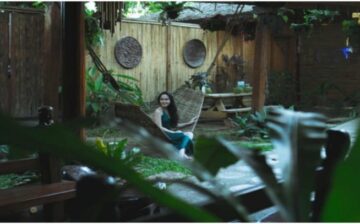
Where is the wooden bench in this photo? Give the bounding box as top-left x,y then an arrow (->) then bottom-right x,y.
201,92 -> 252,120
0,156 -> 76,221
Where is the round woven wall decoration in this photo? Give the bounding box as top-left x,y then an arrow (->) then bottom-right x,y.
183,39 -> 206,68
114,36 -> 142,69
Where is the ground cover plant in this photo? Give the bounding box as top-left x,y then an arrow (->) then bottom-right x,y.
92,137 -> 192,178
1,106 -> 359,221
0,172 -> 39,190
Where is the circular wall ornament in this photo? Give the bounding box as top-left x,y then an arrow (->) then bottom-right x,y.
114,36 -> 142,69
183,39 -> 206,68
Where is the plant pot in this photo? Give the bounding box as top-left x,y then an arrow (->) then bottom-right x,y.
167,10 -> 179,19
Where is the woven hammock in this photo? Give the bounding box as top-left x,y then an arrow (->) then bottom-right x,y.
114,85 -> 204,142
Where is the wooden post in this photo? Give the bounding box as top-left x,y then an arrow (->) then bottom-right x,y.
166,24 -> 171,91
43,3 -> 62,121
62,2 -> 85,139
252,18 -> 271,112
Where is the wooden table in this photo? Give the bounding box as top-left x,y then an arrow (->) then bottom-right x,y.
201,92 -> 252,120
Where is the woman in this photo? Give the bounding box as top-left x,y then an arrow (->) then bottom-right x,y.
153,91 -> 198,159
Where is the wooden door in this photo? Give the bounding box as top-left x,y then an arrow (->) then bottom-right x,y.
0,11 -> 44,118
0,11 -> 10,114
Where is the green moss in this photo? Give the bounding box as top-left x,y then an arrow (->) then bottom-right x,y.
0,171 -> 39,189
234,140 -> 273,151
134,156 -> 192,178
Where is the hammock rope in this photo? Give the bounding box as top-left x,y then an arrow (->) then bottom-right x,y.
87,45 -> 121,92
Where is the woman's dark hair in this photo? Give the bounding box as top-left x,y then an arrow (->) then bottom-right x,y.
157,92 -> 179,127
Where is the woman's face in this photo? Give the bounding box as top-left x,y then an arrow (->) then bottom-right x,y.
159,94 -> 171,108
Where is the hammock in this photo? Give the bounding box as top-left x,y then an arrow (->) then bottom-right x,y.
114,85 -> 204,142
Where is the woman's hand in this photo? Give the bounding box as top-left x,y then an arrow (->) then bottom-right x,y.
190,116 -> 199,124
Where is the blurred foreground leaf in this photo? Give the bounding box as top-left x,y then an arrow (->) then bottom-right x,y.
194,136 -> 238,175
0,113 -> 219,222
323,124 -> 360,221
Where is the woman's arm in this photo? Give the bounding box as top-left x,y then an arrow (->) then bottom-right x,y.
153,108 -> 179,133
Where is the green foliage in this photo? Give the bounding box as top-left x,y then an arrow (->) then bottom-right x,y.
235,140 -> 273,152
32,1 -> 47,10
194,136 -> 238,175
148,2 -> 202,22
186,72 -> 211,91
0,1 -> 47,10
323,123 -> 360,221
85,10 -> 104,47
86,66 -> 144,118
342,19 -> 360,48
267,71 -> 296,107
2,106 -> 360,221
233,85 -> 252,94
135,156 -> 192,178
277,7 -> 295,23
303,9 -> 339,24
290,9 -> 339,33
93,137 -> 191,178
233,109 -> 269,139
0,171 -> 39,190
0,113 -> 220,222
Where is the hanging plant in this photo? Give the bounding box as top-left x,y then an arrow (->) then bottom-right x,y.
84,3 -> 104,47
342,19 -> 360,49
287,9 -> 339,33
147,2 -> 202,23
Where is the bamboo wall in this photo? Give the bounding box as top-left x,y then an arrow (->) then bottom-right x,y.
91,19 -> 257,102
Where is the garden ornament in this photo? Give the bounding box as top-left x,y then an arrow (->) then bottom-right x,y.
183,39 -> 206,68
115,36 -> 142,69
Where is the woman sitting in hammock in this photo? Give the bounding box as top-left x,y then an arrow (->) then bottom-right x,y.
153,91 -> 198,159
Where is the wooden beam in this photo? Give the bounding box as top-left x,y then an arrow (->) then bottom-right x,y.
62,2 -> 85,139
252,19 -> 271,112
43,3 -> 62,121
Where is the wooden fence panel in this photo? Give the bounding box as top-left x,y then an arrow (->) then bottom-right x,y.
0,12 -> 9,114
242,40 -> 255,84
99,21 -> 167,102
167,25 -> 217,92
93,20 -> 258,102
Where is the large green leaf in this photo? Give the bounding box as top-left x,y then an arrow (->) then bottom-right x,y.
266,108 -> 327,221
194,136 -> 238,175
0,113 -> 220,222
322,124 -> 360,221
